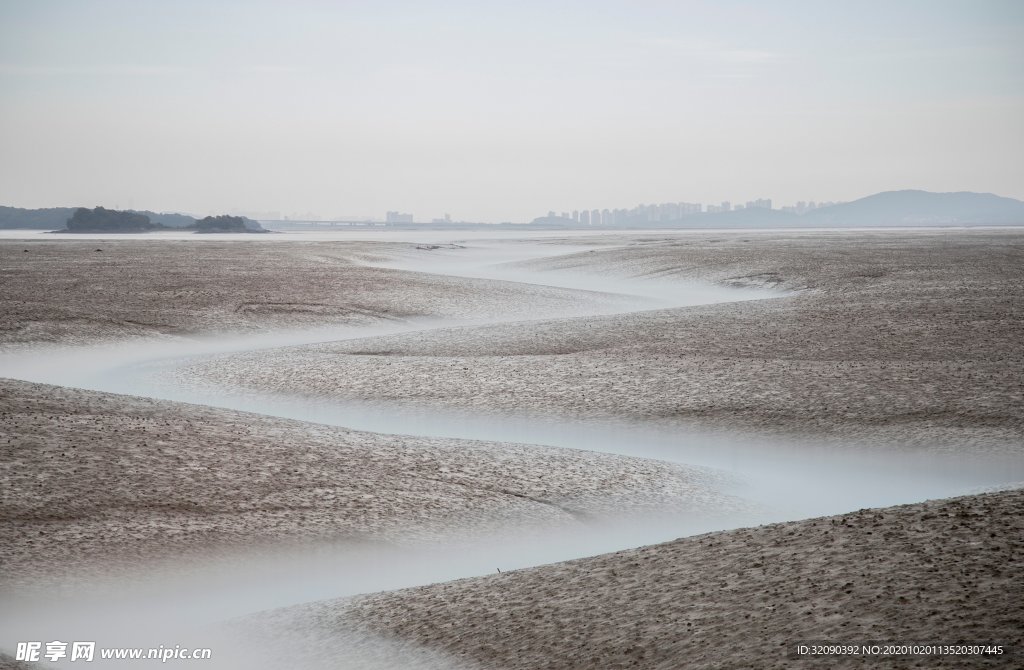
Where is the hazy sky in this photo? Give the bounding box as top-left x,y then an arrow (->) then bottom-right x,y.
2,0 -> 1022,222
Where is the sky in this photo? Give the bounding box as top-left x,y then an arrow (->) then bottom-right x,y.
1,0 -> 1022,222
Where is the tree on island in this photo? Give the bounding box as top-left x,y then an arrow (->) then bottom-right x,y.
193,215 -> 266,233
194,215 -> 246,232
65,206 -> 161,232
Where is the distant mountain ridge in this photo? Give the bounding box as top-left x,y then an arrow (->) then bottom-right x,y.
800,190 -> 1024,227
0,206 -> 198,230
0,206 -> 76,230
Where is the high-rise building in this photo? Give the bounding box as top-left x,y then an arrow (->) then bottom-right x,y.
385,211 -> 414,223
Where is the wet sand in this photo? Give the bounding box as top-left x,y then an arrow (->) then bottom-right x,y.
0,378 -> 737,592
1,229 -> 1021,667
267,488 -> 1024,669
0,239 -> 631,346
182,229 -> 1024,453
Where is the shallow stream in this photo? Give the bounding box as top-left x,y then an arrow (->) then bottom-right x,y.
2,235 -> 1020,668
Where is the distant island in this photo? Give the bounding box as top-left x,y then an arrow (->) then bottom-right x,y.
193,214 -> 267,233
65,206 -> 164,233
45,207 -> 266,234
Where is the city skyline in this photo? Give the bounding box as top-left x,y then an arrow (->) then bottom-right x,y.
540,196 -> 847,226
239,195 -> 836,223
232,196 -> 835,223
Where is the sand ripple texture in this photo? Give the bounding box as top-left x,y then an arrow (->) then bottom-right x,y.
0,240 -> 632,346
182,231 -> 1024,453
0,379 -> 739,590
277,489 -> 1024,670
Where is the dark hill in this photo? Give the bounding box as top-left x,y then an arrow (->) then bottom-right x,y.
0,206 -> 76,230
65,206 -> 163,233
193,215 -> 266,233
1,206 -> 196,229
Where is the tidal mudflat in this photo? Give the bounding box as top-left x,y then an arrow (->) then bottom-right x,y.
0,238 -> 642,347
182,230 -> 1024,453
251,489 -> 1023,670
1,229 -> 1021,668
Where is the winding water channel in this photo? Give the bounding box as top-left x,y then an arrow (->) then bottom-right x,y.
3,235 -> 1021,667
